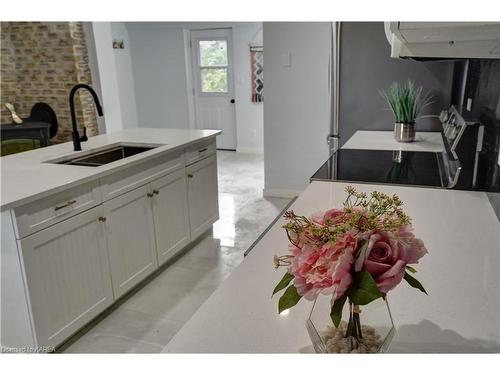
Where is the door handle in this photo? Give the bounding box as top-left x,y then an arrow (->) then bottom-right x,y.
153,190 -> 159,195
98,216 -> 107,222
147,192 -> 154,197
187,174 -> 194,178
230,99 -> 235,104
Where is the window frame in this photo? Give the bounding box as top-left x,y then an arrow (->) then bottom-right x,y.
195,36 -> 232,96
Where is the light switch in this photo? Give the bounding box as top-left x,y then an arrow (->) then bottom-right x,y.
281,53 -> 291,67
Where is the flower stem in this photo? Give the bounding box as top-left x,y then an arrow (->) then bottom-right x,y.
344,302 -> 362,350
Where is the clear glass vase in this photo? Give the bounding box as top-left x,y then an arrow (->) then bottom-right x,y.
306,295 -> 396,353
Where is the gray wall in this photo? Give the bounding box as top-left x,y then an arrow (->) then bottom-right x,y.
128,26 -> 191,129
126,22 -> 265,153
110,23 -> 138,129
263,22 -> 331,196
339,22 -> 455,146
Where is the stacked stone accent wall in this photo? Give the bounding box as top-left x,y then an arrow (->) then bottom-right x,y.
0,22 -> 97,143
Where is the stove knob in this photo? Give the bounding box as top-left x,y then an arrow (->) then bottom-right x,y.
439,110 -> 449,123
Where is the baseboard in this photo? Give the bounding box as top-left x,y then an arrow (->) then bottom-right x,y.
262,188 -> 302,199
236,147 -> 263,154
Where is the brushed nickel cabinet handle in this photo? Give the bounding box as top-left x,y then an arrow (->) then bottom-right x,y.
98,216 -> 106,222
54,199 -> 77,211
147,192 -> 154,197
187,174 -> 194,178
153,190 -> 159,195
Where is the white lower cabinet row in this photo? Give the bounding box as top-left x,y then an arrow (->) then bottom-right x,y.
10,153 -> 219,348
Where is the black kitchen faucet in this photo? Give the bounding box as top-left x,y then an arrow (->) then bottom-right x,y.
69,84 -> 103,151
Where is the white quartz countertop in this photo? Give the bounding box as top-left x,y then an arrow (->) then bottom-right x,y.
0,128 -> 220,210
163,181 -> 500,353
342,130 -> 444,153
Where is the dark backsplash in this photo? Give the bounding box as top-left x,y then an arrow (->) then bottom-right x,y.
460,59 -> 500,190
338,22 -> 455,146
463,60 -> 500,148
465,60 -> 500,122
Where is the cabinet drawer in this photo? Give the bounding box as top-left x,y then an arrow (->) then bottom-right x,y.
13,181 -> 102,239
100,151 -> 184,201
185,139 -> 216,166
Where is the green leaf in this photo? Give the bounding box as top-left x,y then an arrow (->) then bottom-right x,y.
347,271 -> 383,305
403,272 -> 427,295
272,272 -> 294,296
278,285 -> 302,314
405,265 -> 417,274
330,294 -> 347,328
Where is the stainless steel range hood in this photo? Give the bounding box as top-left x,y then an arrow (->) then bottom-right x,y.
385,22 -> 500,60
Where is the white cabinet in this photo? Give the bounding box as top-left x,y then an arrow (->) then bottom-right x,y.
186,154 -> 219,240
100,151 -> 184,201
2,137 -> 220,350
151,169 -> 191,266
13,180 -> 102,238
104,184 -> 158,298
185,139 -> 216,166
19,206 -> 113,347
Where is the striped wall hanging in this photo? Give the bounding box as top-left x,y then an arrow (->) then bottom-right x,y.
250,46 -> 264,103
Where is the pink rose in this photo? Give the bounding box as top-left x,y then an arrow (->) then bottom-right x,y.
323,208 -> 345,224
355,230 -> 406,294
290,232 -> 357,301
311,211 -> 326,225
310,208 -> 345,225
398,225 -> 428,264
327,233 -> 358,300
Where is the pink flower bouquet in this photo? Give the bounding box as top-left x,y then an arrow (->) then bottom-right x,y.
272,186 -> 427,345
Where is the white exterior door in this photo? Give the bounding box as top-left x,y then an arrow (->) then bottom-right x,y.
191,28 -> 237,150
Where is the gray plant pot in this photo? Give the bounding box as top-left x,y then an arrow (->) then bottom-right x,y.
394,122 -> 415,143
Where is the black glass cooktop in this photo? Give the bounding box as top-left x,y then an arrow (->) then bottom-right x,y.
311,149 -> 444,188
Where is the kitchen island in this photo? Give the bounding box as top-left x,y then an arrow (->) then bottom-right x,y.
1,128 -> 220,210
163,181 -> 500,353
1,128 -> 221,351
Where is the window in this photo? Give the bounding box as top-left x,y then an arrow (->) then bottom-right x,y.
198,40 -> 229,93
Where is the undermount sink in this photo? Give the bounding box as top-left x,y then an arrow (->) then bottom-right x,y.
48,144 -> 161,167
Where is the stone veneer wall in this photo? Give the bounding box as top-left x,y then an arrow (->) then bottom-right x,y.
0,22 -> 98,143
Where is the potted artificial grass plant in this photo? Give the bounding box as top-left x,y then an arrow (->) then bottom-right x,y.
381,80 -> 433,142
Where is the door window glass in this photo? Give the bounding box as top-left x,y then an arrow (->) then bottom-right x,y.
199,40 -> 229,93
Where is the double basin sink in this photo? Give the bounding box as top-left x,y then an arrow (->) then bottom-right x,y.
47,144 -> 161,167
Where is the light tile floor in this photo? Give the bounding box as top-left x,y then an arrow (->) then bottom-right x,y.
62,151 -> 291,353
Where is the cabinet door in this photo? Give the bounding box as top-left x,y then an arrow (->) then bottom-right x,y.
151,169 -> 191,266
104,184 -> 158,298
186,154 -> 220,240
19,206 -> 113,347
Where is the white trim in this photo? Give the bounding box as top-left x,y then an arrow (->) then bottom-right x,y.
83,22 -> 106,135
236,147 -> 263,154
183,29 -> 196,129
262,188 -> 302,199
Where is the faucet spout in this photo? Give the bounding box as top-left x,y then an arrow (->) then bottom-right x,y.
69,84 -> 103,151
